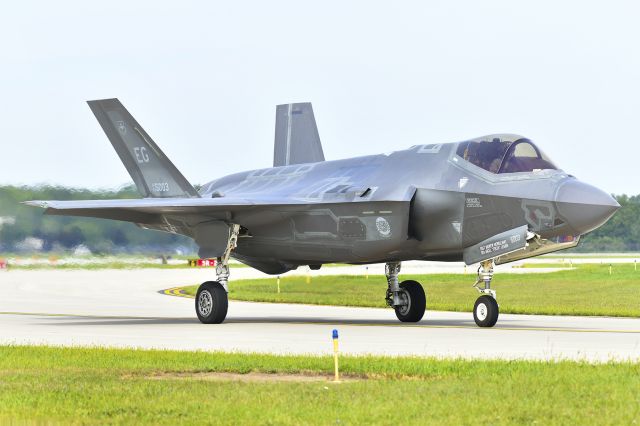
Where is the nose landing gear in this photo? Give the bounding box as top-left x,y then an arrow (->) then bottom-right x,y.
472,259 -> 499,327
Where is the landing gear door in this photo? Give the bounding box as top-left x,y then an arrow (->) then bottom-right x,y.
462,224 -> 528,265
194,221 -> 232,259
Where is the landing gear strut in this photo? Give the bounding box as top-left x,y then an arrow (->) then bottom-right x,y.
195,224 -> 240,324
472,259 -> 499,327
385,262 -> 426,322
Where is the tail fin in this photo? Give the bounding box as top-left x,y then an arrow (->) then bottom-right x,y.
273,102 -> 325,167
87,98 -> 200,198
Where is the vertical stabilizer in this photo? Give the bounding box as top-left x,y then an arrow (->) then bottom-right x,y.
273,102 -> 325,167
87,98 -> 200,198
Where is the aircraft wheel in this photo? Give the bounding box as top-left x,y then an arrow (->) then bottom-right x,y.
196,281 -> 228,324
394,280 -> 426,322
473,295 -> 499,327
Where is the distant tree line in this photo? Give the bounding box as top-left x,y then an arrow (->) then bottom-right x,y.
572,194 -> 640,252
0,185 -> 637,254
0,185 -> 196,255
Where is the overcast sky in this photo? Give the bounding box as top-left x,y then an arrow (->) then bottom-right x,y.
1,0 -> 638,195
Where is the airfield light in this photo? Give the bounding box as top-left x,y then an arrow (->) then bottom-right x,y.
609,264 -> 612,275
332,329 -> 340,382
277,276 -> 281,294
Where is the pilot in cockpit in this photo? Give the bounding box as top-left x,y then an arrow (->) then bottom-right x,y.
457,135 -> 558,175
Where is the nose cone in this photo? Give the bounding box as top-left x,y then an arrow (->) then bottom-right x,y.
555,179 -> 620,235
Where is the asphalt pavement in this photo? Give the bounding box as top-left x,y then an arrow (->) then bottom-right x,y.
1,266 -> 639,362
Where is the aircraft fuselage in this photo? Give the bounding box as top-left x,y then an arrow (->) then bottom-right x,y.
197,139 -> 617,274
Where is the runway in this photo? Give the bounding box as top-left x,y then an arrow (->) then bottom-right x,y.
1,269 -> 640,361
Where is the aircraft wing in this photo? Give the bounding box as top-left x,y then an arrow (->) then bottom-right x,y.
22,197 -> 313,223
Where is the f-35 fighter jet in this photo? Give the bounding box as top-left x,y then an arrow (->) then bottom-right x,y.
26,99 -> 620,327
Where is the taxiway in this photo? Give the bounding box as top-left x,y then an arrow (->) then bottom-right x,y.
1,268 -> 639,361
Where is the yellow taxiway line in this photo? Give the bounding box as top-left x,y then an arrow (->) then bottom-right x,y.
160,287 -> 192,298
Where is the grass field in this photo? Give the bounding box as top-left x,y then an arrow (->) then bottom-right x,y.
512,262 -> 574,268
9,261 -> 194,270
2,260 -> 249,270
182,264 -> 640,317
0,346 -> 638,425
545,253 -> 640,259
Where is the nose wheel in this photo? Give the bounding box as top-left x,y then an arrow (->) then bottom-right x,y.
473,295 -> 499,327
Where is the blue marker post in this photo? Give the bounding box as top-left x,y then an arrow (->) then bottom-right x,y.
332,329 -> 340,382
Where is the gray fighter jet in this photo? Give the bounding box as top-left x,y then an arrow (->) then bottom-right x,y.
25,99 -> 620,327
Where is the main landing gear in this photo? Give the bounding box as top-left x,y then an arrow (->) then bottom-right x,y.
385,262 -> 426,322
472,260 -> 499,327
383,259 -> 499,327
195,224 -> 240,324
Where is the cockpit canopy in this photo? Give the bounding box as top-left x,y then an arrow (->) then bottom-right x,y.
456,134 -> 557,174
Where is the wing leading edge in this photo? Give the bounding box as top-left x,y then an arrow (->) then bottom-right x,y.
22,197 -> 298,223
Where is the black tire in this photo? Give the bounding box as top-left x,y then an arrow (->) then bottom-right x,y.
473,295 -> 499,327
195,281 -> 228,324
394,280 -> 426,322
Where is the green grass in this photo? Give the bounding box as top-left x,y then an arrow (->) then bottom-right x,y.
3,262 -> 345,270
8,262 -> 192,270
4,261 -> 248,270
182,264 -> 640,317
0,346 -> 638,425
511,262 -> 574,268
543,253 -> 640,259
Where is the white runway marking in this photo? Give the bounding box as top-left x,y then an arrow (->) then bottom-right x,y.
1,269 -> 639,361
